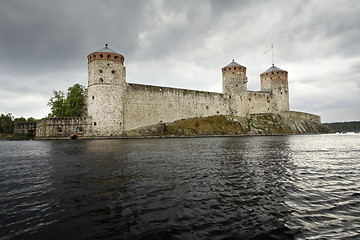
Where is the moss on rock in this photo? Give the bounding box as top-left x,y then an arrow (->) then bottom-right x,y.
125,113 -> 331,137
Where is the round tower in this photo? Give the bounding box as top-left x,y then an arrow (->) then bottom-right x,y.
260,64 -> 289,112
222,60 -> 248,95
221,60 -> 248,116
87,44 -> 126,136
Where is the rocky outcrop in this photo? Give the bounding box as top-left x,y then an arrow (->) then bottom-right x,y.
125,113 -> 331,137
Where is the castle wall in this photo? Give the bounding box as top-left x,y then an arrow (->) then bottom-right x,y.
284,111 -> 321,124
13,122 -> 37,136
246,91 -> 272,114
36,117 -> 92,139
123,83 -> 230,131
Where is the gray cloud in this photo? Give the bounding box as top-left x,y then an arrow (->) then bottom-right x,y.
0,0 -> 359,122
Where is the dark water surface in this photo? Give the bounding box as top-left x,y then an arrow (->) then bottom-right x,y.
1,134 -> 360,239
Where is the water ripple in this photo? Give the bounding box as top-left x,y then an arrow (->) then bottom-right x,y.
1,135 -> 360,239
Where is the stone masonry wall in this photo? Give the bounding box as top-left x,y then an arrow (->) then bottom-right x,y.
284,111 -> 321,124
123,83 -> 230,131
36,117 -> 93,139
247,91 -> 272,114
13,122 -> 37,136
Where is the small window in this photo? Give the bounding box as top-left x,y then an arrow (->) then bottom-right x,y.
93,54 -> 96,58
99,70 -> 103,73
92,96 -> 95,99
99,78 -> 104,83
206,106 -> 209,110
100,54 -> 103,58
94,122 -> 97,126
234,67 -> 237,70
107,55 -> 110,58
107,63 -> 110,66
114,56 -> 118,59
111,70 -> 115,74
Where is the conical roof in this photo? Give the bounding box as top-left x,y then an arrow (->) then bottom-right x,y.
262,64 -> 286,74
94,44 -> 119,54
224,60 -> 244,68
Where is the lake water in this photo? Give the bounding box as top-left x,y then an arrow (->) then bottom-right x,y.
1,134 -> 360,240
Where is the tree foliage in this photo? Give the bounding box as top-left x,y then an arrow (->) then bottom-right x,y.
14,117 -> 27,123
48,90 -> 66,117
324,121 -> 360,132
65,84 -> 87,117
0,113 -> 14,134
47,83 -> 86,117
0,114 -> 38,135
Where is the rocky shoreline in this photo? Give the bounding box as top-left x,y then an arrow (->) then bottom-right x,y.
4,114 -> 331,140
125,113 -> 331,137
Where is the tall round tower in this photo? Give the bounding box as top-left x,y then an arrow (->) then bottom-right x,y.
222,60 -> 248,95
87,44 -> 126,136
222,60 -> 248,116
260,64 -> 289,112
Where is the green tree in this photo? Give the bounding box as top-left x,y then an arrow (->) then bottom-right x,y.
0,113 -> 14,133
14,117 -> 27,123
27,117 -> 38,122
48,90 -> 66,117
65,84 -> 86,117
47,84 -> 86,117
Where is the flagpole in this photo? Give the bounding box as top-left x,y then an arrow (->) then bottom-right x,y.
272,44 -> 274,66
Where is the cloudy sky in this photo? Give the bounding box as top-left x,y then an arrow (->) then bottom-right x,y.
1,0 -> 359,122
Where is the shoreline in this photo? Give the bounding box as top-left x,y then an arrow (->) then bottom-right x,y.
4,132 -> 327,141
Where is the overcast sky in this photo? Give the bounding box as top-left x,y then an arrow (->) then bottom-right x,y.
1,0 -> 359,122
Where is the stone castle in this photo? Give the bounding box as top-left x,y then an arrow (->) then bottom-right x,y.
15,45 -> 321,138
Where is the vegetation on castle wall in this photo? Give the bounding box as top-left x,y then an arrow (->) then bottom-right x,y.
48,83 -> 86,117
